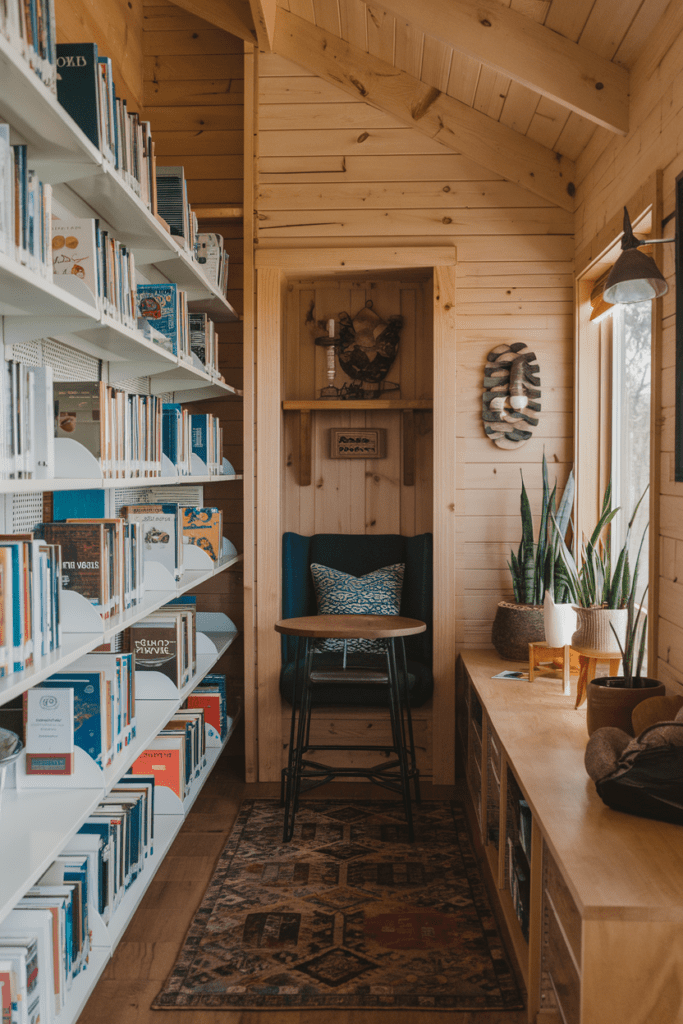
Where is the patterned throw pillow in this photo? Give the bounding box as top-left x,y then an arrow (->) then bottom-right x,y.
309,562 -> 405,653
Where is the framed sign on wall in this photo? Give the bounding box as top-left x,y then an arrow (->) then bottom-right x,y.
329,428 -> 387,459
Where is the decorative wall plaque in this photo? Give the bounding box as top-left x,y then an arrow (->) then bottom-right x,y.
329,428 -> 387,459
482,342 -> 541,449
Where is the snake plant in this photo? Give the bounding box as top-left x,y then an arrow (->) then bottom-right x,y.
507,454 -> 575,606
551,481 -> 649,610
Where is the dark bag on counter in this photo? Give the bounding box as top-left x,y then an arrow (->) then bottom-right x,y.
596,722 -> 683,827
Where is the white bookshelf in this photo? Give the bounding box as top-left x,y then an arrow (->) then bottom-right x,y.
0,20 -> 245,1024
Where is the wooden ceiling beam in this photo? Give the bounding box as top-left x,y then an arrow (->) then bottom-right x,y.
248,0 -> 277,52
273,9 -> 575,212
169,0 -> 257,45
381,0 -> 629,135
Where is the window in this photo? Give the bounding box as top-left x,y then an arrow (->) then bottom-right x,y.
610,301 -> 651,604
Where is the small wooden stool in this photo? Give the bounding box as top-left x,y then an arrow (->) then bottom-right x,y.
528,642 -> 581,696
573,647 -> 622,709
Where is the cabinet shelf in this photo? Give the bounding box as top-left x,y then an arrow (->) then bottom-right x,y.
282,399 -> 432,411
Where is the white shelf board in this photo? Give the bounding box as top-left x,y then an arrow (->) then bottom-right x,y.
74,316 -> 179,374
0,632 -> 103,707
169,382 -> 243,404
0,34 -> 101,185
100,554 -> 242,642
0,250 -> 99,328
0,473 -> 242,496
55,946 -> 110,1024
0,787 -> 103,925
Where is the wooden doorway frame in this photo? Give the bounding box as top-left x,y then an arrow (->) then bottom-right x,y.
251,246 -> 458,785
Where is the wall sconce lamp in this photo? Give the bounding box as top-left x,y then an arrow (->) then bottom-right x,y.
603,207 -> 674,304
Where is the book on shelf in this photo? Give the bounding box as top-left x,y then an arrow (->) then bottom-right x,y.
51,216 -> 98,305
182,506 -> 223,563
162,403 -> 191,477
195,233 -> 228,297
120,502 -> 182,582
27,671 -> 113,770
0,533 -> 62,675
130,733 -> 184,799
0,360 -> 55,480
188,313 -> 223,379
37,518 -> 144,621
53,381 -> 163,479
0,0 -> 57,92
186,673 -> 230,743
130,604 -> 195,689
0,938 -> 40,1024
0,130 -> 53,276
24,686 -> 75,776
136,283 -> 190,359
155,165 -> 195,250
191,413 -> 223,476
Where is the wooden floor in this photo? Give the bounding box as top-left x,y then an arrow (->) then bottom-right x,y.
79,724 -> 527,1024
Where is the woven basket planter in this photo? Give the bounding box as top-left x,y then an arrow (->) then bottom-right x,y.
571,607 -> 628,655
491,601 -> 545,661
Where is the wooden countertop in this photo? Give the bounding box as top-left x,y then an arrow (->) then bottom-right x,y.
461,649 -> 683,922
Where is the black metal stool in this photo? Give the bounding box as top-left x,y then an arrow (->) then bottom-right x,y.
275,614 -> 426,843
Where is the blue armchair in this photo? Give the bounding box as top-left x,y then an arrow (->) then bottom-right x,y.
280,532 -> 433,708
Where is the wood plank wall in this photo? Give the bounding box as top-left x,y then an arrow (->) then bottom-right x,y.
55,0 -> 144,109
256,53 -> 574,649
574,3 -> 683,698
141,2 -> 245,715
282,274 -> 433,536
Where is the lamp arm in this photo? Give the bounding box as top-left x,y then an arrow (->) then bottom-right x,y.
635,238 -> 675,246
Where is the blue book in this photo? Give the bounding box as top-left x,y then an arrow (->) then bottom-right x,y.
0,541 -> 24,672
191,414 -> 209,464
56,43 -> 101,151
59,857 -> 89,968
162,405 -> 181,465
117,774 -> 155,855
36,671 -> 108,768
11,145 -> 27,253
77,822 -> 110,915
136,284 -> 178,354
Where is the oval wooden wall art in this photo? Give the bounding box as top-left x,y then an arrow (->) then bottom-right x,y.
482,342 -> 541,450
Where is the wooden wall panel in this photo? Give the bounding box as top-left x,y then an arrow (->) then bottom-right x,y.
282,275 -> 433,537
574,3 -> 683,698
55,0 -> 144,109
142,2 -> 245,718
253,54 -> 574,782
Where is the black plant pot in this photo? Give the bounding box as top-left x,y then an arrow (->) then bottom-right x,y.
586,677 -> 665,737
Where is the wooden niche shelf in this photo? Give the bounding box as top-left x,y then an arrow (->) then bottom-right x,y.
282,400 -> 433,487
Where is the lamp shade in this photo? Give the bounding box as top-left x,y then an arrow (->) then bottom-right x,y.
603,246 -> 668,304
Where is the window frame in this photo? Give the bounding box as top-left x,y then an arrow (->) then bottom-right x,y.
574,172 -> 662,667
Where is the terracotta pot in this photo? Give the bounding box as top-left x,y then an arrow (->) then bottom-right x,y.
572,607 -> 628,654
491,601 -> 545,661
543,592 -> 577,648
586,678 -> 665,736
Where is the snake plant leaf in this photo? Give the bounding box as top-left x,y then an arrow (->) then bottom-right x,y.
555,470 -> 575,540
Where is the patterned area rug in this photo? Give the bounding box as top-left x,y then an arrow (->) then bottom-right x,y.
153,799 -> 524,1011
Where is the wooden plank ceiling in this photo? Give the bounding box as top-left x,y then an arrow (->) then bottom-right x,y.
199,0 -> 672,205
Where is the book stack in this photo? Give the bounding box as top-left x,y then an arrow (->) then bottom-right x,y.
155,165 -> 196,251
36,519 -> 144,622
195,234 -> 229,297
0,126 -> 53,275
186,673 -> 231,744
130,707 -> 206,801
0,0 -> 57,92
73,774 -> 155,925
51,216 -> 137,328
0,532 -> 61,677
0,849 -> 94,1023
162,403 -> 192,477
191,413 -> 223,476
136,283 -> 190,360
130,603 -> 196,690
53,381 -> 163,479
55,43 -> 156,210
0,361 -> 54,480
189,313 -> 223,379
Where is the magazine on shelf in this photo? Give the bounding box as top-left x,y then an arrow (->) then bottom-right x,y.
24,686 -> 75,776
51,216 -> 98,305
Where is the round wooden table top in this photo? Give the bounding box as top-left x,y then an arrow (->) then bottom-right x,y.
274,614 -> 427,639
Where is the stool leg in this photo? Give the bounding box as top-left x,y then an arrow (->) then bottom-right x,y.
292,640 -> 314,817
282,636 -> 301,809
283,637 -> 311,842
389,640 -> 415,842
399,637 -> 421,804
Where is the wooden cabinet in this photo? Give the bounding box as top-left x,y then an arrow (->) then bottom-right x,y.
459,650 -> 683,1024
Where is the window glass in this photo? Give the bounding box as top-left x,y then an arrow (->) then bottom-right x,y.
611,301 -> 651,605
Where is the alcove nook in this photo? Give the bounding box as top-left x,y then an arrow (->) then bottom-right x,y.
250,247 -> 457,784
